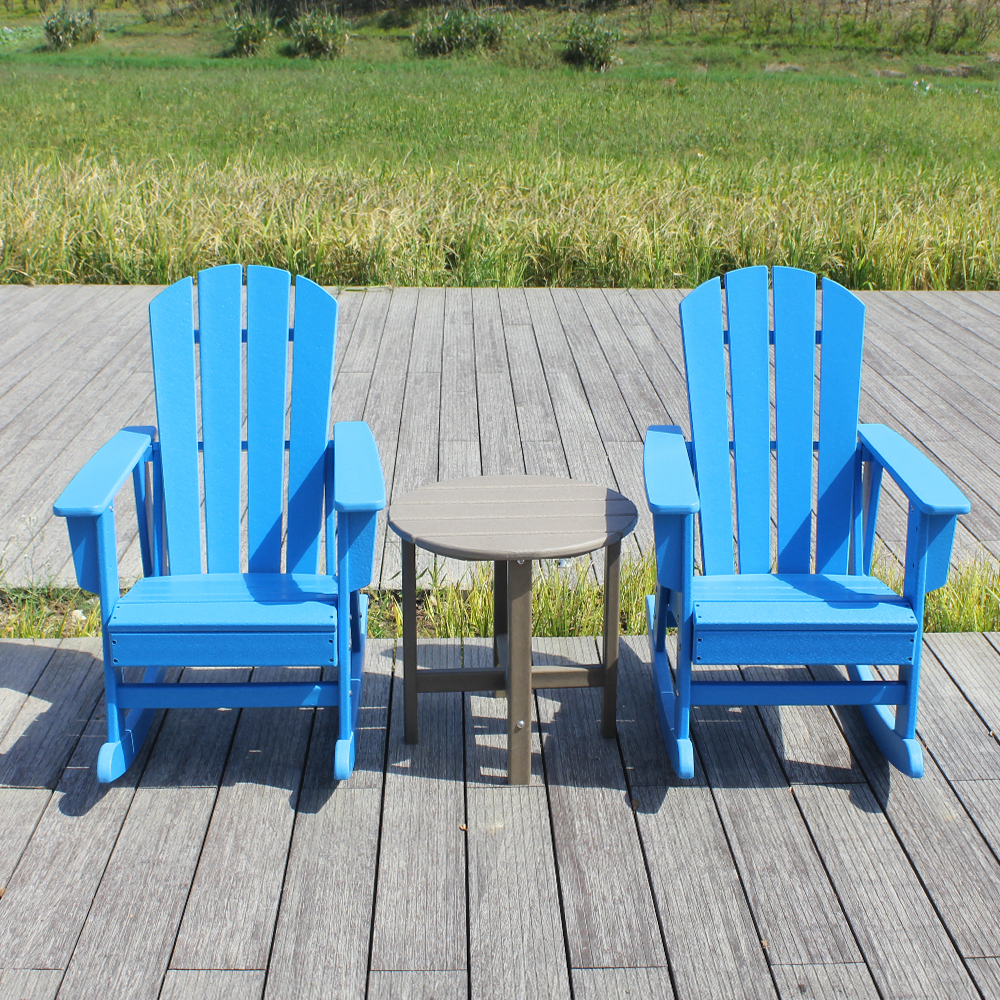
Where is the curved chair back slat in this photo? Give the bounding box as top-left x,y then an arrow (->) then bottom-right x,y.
148,264 -> 337,576
680,265 -> 866,576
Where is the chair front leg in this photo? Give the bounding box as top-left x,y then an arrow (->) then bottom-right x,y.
334,514 -> 355,781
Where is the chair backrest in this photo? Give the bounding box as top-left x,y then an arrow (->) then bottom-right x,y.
680,265 -> 866,577
148,264 -> 338,576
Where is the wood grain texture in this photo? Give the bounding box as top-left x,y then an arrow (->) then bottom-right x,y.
0,789 -> 50,890
0,690 -> 160,971
367,971 -> 468,1000
0,641 -> 60,745
934,633 -> 1000,736
571,968 -> 673,1000
906,642 -> 1000,780
371,640 -> 466,973
743,665 -> 864,786
535,637 -> 667,971
794,782 -> 980,1000
262,639 -> 392,1000
967,958 -> 1000,999
948,778 -> 1000,870
0,969 -> 62,1000
692,686 -> 861,966
770,964 -> 879,999
832,698 -> 1000,960
170,666 -> 319,971
161,970 -> 265,1000
467,786 -> 570,1000
0,640 -> 104,789
57,785 -> 216,999
632,784 -> 775,1000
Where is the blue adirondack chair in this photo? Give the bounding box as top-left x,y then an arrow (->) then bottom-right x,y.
645,266 -> 970,780
53,264 -> 385,783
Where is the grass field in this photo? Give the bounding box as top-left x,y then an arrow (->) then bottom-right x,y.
5,548 -> 1000,639
1,0 -> 999,287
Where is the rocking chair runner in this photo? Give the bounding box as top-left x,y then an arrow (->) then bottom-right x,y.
53,265 -> 385,783
644,266 -> 970,779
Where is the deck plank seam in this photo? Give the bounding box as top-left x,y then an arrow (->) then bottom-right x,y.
363,642 -> 398,1000
793,670 -> 985,993
51,683 -> 171,998
604,637 -> 685,1000
259,693 -> 323,1000
535,678 -> 580,1000
157,689 -> 247,997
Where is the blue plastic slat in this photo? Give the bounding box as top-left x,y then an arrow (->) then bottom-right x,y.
54,428 -> 153,517
197,264 -> 243,573
693,597 -> 915,629
112,570 -> 337,603
692,571 -> 909,602
246,266 -> 292,573
286,277 -> 338,574
680,278 -> 734,575
772,267 -> 817,573
110,600 -> 336,631
116,681 -> 338,709
815,278 -> 866,574
688,679 -> 907,706
108,632 -> 337,667
724,266 -> 771,573
693,629 -> 916,666
857,424 -> 971,515
132,460 -> 152,578
148,279 -> 202,574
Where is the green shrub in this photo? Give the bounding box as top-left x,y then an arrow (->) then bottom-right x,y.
42,6 -> 101,50
562,14 -> 620,70
412,7 -> 504,57
289,10 -> 348,58
229,12 -> 273,55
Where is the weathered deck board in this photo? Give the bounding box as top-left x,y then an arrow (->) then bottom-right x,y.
170,666 -> 318,971
534,637 -> 667,972
263,641 -> 392,1000
0,632 -> 994,997
370,640 -> 466,974
4,286 -> 1000,584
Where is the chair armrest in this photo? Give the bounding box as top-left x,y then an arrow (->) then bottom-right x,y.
644,426 -> 700,515
332,421 -> 386,513
858,424 -> 970,516
53,428 -> 154,519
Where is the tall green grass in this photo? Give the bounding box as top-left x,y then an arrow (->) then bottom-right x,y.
3,153 -> 1000,287
6,551 -> 997,640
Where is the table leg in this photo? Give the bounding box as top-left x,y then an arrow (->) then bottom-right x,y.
403,539 -> 418,744
601,540 -> 621,739
506,558 -> 532,785
493,559 -> 508,670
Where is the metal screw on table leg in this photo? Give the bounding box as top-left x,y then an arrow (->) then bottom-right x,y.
506,557 -> 532,785
493,559 -> 507,670
601,540 -> 621,739
403,539 -> 419,744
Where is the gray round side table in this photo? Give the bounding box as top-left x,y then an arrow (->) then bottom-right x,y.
387,475 -> 638,785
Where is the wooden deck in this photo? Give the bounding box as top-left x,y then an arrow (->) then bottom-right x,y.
3,285 -> 1000,585
4,287 -> 1000,998
1,632 -> 1000,998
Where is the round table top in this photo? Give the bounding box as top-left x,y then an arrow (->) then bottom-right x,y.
388,475 -> 639,561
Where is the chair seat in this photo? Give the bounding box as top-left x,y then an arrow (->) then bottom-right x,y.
110,573 -> 338,632
693,573 -> 917,630
691,574 -> 918,665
